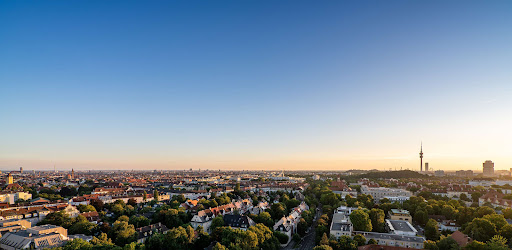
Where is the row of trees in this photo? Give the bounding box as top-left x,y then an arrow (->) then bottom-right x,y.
424,235 -> 509,250
315,234 -> 368,250
144,223 -> 282,250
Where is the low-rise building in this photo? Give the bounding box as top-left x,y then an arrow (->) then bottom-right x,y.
136,223 -> 169,243
223,214 -> 255,231
386,220 -> 417,236
273,201 -> 309,246
0,225 -> 68,249
330,213 -> 352,238
0,192 -> 32,205
360,186 -> 411,202
388,209 -> 412,222
354,231 -> 425,249
0,220 -> 31,236
335,206 -> 359,216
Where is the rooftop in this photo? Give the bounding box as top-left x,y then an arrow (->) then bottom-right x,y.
390,209 -> 410,215
387,220 -> 416,233
331,213 -> 352,231
354,231 -> 425,243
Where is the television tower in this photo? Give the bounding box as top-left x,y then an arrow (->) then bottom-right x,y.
419,142 -> 423,172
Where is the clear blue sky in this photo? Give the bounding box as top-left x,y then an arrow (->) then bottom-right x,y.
1,1 -> 511,171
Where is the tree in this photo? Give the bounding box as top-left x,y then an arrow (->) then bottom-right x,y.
112,220 -> 137,246
464,240 -> 486,250
77,204 -> 96,213
463,217 -> 497,242
472,192 -> 482,202
350,209 -> 372,231
60,186 -> 78,197
456,207 -> 475,226
154,190 -> 159,201
293,233 -> 301,242
61,238 -> 92,250
425,219 -> 440,241
129,215 -> 150,228
503,208 -> 512,219
476,206 -> 495,218
90,199 -> 104,211
123,242 -> 145,250
210,216 -> 224,232
270,203 -> 287,221
313,246 -> 333,250
338,235 -> 358,250
353,234 -> 366,246
194,231 -> 211,250
367,238 -> 377,245
212,242 -> 227,250
436,236 -> 460,250
320,233 -> 329,245
152,208 -> 190,229
235,183 -> 240,192
143,191 -> 147,202
482,214 -> 507,231
369,209 -> 385,232
414,209 -> 429,226
499,224 -> 512,242
441,205 -> 457,220
275,231 -> 289,244
38,211 -> 71,228
423,240 -> 439,250
297,218 -> 308,236
254,212 -> 273,228
127,198 -> 137,206
460,193 -> 470,202
69,221 -> 97,235
118,215 -> 129,222
112,204 -> 125,216
91,232 -> 114,246
486,235 -> 508,250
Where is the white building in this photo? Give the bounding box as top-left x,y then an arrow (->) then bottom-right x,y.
360,185 -> 411,202
384,196 -> 410,204
330,213 -> 353,238
335,206 -> 359,216
386,219 -> 417,236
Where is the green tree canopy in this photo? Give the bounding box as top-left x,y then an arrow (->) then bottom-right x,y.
350,209 -> 372,231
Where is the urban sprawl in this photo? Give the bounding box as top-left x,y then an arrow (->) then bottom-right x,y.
0,159 -> 510,250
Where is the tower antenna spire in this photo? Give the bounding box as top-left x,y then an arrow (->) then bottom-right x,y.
419,142 -> 423,172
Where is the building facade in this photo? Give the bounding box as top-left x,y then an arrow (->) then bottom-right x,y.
483,160 -> 494,177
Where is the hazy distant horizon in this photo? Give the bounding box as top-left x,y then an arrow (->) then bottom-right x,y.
1,1 -> 511,172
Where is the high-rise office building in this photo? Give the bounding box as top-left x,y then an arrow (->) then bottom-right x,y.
425,162 -> 429,172
483,160 -> 494,176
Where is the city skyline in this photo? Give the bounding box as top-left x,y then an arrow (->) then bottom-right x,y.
1,1 -> 512,171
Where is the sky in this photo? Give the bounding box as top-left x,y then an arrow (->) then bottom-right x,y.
1,1 -> 511,171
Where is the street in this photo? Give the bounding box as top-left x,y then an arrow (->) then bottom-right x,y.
285,205 -> 322,250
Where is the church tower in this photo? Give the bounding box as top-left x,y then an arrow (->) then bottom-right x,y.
7,173 -> 13,185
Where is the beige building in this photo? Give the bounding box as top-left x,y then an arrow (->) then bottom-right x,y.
0,225 -> 67,249
483,160 -> 494,177
0,192 -> 32,205
388,209 -> 412,222
0,220 -> 31,236
7,173 -> 13,185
